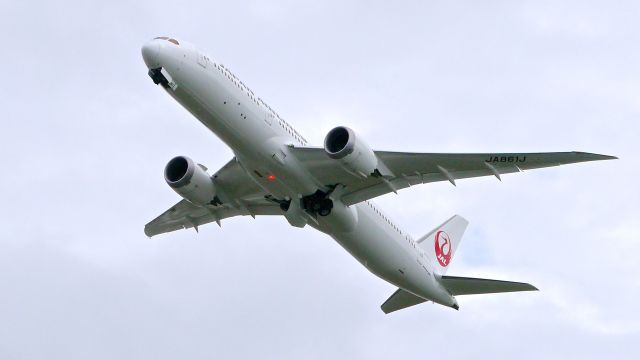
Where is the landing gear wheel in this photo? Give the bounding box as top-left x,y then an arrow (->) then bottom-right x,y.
317,198 -> 333,217
279,200 -> 291,212
318,208 -> 331,217
301,189 -> 334,216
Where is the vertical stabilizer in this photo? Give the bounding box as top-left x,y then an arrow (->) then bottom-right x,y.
417,215 -> 468,274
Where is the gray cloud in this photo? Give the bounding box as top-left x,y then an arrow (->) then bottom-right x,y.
0,0 -> 637,359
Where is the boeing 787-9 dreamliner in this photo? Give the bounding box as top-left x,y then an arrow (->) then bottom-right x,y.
141,37 -> 615,313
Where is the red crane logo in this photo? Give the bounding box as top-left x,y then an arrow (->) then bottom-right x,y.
434,230 -> 452,267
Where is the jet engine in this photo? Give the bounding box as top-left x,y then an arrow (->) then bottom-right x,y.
324,126 -> 378,177
164,156 -> 217,205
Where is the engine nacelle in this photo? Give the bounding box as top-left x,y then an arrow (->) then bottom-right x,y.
324,126 -> 378,177
164,156 -> 217,206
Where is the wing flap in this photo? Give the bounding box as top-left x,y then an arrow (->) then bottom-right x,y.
440,276 -> 538,296
380,288 -> 427,314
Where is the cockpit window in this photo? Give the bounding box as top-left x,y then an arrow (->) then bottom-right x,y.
153,37 -> 179,45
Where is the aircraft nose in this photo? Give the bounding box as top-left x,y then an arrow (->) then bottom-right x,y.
141,40 -> 161,68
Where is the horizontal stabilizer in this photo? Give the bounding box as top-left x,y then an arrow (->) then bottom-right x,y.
440,276 -> 538,296
381,288 -> 427,314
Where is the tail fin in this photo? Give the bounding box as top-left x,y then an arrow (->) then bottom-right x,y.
417,215 -> 468,274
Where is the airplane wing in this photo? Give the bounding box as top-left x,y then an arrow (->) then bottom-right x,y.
144,158 -> 281,237
144,198 -> 281,237
289,148 -> 616,206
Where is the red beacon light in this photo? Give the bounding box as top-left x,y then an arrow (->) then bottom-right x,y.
266,174 -> 277,181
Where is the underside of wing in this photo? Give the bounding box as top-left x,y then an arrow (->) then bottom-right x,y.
289,147 -> 616,206
144,157 -> 281,237
144,199 -> 281,237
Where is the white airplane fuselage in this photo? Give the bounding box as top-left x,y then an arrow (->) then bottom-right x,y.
142,38 -> 457,308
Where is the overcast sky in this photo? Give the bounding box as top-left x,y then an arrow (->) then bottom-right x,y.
1,0 -> 638,359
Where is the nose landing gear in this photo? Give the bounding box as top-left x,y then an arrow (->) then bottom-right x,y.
148,68 -> 169,87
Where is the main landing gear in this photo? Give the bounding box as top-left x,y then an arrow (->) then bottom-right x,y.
266,189 -> 335,217
301,190 -> 334,217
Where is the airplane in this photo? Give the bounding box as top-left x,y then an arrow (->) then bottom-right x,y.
141,37 -> 616,313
